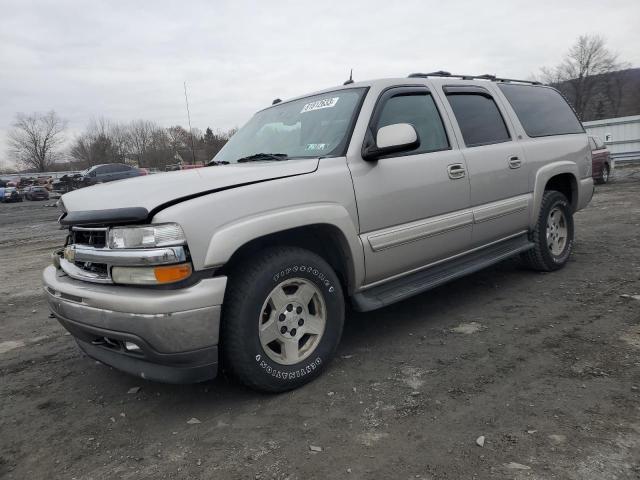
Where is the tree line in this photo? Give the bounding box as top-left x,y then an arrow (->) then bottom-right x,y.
69,118 -> 236,171
6,34 -> 638,173
7,115 -> 236,173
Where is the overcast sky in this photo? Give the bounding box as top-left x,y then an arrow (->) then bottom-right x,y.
1,0 -> 639,167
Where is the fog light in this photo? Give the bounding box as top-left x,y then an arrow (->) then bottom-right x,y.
111,263 -> 192,285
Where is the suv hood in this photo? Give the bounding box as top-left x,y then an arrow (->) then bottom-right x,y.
60,159 -> 319,224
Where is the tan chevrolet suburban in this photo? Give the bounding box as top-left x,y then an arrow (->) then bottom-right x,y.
44,71 -> 594,392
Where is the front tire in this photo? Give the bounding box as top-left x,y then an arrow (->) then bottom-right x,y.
521,190 -> 574,271
222,247 -> 345,392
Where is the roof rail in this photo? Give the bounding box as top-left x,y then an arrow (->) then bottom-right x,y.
407,71 -> 541,85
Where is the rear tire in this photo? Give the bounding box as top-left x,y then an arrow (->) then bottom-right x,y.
521,190 -> 574,271
601,163 -> 610,184
595,163 -> 610,185
221,247 -> 345,392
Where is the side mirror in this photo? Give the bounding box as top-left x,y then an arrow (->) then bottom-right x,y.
362,123 -> 419,160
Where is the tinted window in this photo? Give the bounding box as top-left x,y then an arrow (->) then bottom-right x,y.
446,93 -> 511,147
105,164 -> 127,173
498,84 -> 584,137
375,93 -> 449,154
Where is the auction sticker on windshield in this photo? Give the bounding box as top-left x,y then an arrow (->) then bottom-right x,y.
300,97 -> 339,113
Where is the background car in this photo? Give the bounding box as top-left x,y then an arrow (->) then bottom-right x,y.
3,187 -> 23,203
24,185 -> 50,201
589,135 -> 612,184
82,163 -> 144,186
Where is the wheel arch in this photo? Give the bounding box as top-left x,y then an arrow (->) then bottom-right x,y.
205,204 -> 365,295
531,162 -> 579,228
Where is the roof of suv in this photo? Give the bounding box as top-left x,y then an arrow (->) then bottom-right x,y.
267,72 -> 544,109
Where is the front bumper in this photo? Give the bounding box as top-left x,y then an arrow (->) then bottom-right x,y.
43,265 -> 227,383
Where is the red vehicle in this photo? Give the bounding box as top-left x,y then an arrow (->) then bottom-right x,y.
589,135 -> 612,184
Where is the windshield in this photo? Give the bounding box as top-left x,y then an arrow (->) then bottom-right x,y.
212,87 -> 367,164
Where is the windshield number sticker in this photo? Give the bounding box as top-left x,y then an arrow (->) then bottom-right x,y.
300,97 -> 339,113
305,143 -> 327,151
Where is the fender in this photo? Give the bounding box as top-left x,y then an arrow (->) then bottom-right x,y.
203,202 -> 366,289
530,161 -> 579,228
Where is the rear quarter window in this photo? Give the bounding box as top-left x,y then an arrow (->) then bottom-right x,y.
498,84 -> 584,137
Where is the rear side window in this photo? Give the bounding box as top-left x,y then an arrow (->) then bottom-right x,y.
446,93 -> 511,147
498,84 -> 584,137
374,92 -> 449,154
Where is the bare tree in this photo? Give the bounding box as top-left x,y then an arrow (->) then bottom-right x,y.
126,120 -> 156,165
8,111 -> 67,172
70,117 -> 131,168
541,34 -> 624,119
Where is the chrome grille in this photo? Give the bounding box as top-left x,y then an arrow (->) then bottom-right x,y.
72,226 -> 108,249
58,226 -> 188,284
70,227 -> 110,281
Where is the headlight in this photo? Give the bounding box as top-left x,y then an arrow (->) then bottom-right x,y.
108,223 -> 186,249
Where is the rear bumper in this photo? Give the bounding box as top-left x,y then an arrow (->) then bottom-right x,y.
43,265 -> 227,383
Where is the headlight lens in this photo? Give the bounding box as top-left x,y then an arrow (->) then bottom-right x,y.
108,223 -> 186,249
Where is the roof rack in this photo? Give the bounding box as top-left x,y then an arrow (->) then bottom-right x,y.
407,71 -> 541,85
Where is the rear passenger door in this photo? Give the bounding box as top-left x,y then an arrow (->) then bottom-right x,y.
440,85 -> 530,246
348,85 -> 472,284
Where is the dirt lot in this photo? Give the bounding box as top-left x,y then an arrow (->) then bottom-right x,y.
1,167 -> 639,480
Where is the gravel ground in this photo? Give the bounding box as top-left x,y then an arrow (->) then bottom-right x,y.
1,167 -> 639,480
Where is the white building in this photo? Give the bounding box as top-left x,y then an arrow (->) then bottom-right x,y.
583,114 -> 640,163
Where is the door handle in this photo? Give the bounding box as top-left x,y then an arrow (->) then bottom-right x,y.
447,163 -> 466,179
508,156 -> 522,169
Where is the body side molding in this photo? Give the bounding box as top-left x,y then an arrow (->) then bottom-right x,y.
472,194 -> 531,223
366,210 -> 473,252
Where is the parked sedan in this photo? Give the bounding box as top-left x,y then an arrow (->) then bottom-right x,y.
3,187 -> 23,203
589,135 -> 613,184
82,163 -> 144,186
24,186 -> 50,201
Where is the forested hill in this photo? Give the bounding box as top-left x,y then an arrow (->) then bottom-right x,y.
552,68 -> 640,122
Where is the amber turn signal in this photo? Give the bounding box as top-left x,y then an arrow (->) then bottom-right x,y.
153,263 -> 193,284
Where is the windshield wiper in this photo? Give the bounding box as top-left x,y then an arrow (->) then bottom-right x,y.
236,153 -> 289,163
208,160 -> 230,166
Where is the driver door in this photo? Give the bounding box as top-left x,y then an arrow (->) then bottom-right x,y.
348,86 -> 472,285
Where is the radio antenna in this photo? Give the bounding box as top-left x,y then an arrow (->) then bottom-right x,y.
183,81 -> 197,164
343,69 -> 354,85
